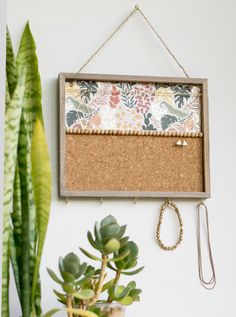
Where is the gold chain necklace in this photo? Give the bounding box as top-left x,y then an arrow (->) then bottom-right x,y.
156,200 -> 184,251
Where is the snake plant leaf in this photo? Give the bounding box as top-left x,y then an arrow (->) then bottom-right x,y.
2,69 -> 25,317
16,22 -> 43,136
31,117 -> 52,303
10,166 -> 22,301
100,215 -> 117,228
43,308 -> 63,317
47,268 -> 63,284
6,27 -> 18,98
79,248 -> 102,262
73,289 -> 95,300
34,277 -> 42,317
9,228 -> 21,301
18,112 -> 34,317
5,81 -> 11,111
121,266 -> 144,276
12,166 -> 22,259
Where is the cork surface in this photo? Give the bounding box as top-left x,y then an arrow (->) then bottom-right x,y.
64,134 -> 204,193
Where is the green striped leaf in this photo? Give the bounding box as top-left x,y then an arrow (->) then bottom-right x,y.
18,111 -> 33,317
31,117 -> 52,307
9,227 -> 21,302
16,22 -> 43,137
11,165 -> 22,303
6,27 -> 18,98
2,69 -> 25,317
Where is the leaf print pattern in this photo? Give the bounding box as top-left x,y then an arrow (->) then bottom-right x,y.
78,81 -> 98,103
65,80 -> 201,132
171,85 -> 191,108
161,115 -> 178,130
117,82 -> 136,108
142,113 -> 156,130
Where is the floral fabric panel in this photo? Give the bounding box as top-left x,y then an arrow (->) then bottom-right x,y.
65,80 -> 201,132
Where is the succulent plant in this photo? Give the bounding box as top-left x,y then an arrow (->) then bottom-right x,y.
45,215 -> 144,317
83,215 -> 127,255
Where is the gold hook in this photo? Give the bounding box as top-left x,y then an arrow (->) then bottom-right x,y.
100,197 -> 103,204
135,4 -> 139,10
134,197 -> 138,204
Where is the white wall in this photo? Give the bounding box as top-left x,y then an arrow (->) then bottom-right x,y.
7,0 -> 236,316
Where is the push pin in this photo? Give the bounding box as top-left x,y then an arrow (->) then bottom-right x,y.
176,140 -> 182,146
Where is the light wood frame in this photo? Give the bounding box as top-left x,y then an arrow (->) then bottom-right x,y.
59,73 -> 210,199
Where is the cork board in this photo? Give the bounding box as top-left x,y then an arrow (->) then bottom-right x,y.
59,73 -> 210,198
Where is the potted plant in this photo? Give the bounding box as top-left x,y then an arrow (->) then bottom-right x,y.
45,215 -> 144,317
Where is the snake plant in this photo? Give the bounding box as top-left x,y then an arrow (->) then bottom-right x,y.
2,23 -> 52,317
45,215 -> 144,317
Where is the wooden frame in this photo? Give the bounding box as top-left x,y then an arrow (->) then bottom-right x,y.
59,73 -> 210,198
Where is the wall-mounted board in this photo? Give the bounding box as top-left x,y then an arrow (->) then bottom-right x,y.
59,73 -> 210,198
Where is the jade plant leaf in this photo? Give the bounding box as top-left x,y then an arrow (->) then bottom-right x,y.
67,308 -> 98,317
100,215 -> 117,227
74,289 -> 95,300
79,248 -> 102,262
47,268 -> 63,284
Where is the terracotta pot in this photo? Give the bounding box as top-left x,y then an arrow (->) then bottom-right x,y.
95,303 -> 126,317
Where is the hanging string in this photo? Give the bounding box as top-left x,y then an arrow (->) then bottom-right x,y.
78,5 -> 190,77
136,7 -> 189,78
196,201 -> 216,290
78,6 -> 138,73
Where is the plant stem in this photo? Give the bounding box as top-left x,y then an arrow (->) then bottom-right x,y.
67,296 -> 73,317
107,270 -> 121,303
90,254 -> 108,305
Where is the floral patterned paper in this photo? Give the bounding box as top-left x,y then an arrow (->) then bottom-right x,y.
65,80 -> 201,132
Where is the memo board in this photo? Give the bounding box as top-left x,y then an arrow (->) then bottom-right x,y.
59,73 -> 210,198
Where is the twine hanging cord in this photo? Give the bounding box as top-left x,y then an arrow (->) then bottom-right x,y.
78,5 -> 189,77
196,201 -> 216,290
